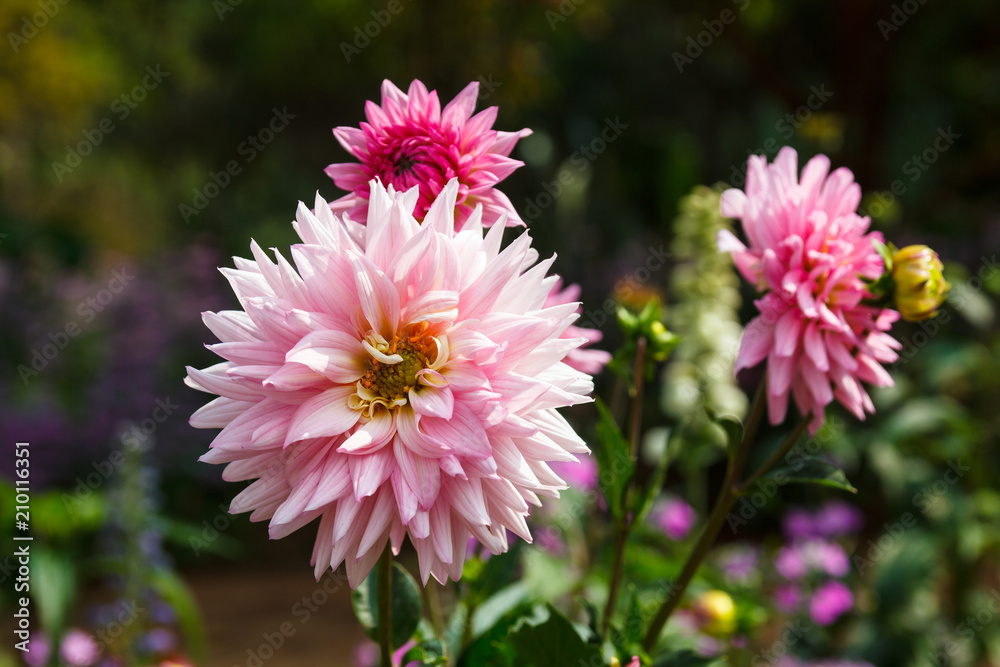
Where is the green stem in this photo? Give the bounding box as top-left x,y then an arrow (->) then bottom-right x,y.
738,416 -> 810,493
378,547 -> 394,667
641,379 -> 767,652
600,337 -> 647,639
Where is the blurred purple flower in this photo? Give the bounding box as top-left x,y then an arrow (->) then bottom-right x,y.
809,580 -> 854,626
60,629 -> 101,667
775,545 -> 808,580
814,500 -> 864,538
535,527 -> 566,556
24,634 -> 50,667
719,545 -> 759,585
353,641 -> 379,667
783,508 -> 818,541
139,628 -> 176,653
654,497 -> 697,540
773,583 -> 802,613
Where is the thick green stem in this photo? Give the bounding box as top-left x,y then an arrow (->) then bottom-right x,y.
641,380 -> 768,652
377,547 -> 394,667
600,337 -> 647,638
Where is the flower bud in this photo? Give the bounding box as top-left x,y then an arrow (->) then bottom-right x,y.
891,245 -> 950,321
692,590 -> 736,637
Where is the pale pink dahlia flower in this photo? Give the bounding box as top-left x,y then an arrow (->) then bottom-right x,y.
718,148 -> 901,433
325,79 -> 531,230
544,279 -> 611,375
186,179 -> 593,587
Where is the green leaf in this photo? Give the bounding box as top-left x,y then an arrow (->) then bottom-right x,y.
150,569 -> 209,665
764,460 -> 857,493
401,637 -> 449,666
353,562 -> 423,650
30,547 -> 76,636
460,598 -> 533,667
506,604 -> 602,667
594,399 -> 634,521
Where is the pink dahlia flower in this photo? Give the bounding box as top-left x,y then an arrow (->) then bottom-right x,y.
325,79 -> 531,230
187,179 -> 593,587
544,280 -> 611,374
718,147 -> 901,433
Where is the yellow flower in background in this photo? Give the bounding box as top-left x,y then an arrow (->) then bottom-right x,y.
692,590 -> 736,637
891,245 -> 950,321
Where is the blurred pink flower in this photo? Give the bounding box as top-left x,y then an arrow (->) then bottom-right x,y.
654,496 -> 697,540
549,452 -> 598,491
188,180 -> 593,587
326,79 -> 531,230
809,580 -> 853,625
543,280 -> 611,375
59,629 -> 100,667
23,634 -> 50,667
775,545 -> 808,580
718,147 -> 900,433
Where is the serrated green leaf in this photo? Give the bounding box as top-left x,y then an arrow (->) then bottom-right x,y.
353,562 -> 423,650
595,399 -> 634,521
765,460 -> 857,493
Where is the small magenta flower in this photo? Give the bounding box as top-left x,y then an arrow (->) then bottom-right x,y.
814,500 -> 864,538
809,580 -> 853,625
187,180 -> 594,587
891,244 -> 950,321
773,583 -> 802,613
775,545 -> 808,580
326,79 -> 531,229
719,148 -> 901,432
654,496 -> 697,540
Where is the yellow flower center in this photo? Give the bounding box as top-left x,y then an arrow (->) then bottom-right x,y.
349,324 -> 446,417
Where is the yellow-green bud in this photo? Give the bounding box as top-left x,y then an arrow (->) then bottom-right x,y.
692,590 -> 736,637
891,245 -> 950,321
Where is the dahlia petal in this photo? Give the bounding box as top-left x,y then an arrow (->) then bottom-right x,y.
349,252 -> 401,337
305,454 -> 352,511
190,397 -> 253,429
441,81 -> 479,126
774,309 -> 804,357
356,487 -> 395,559
444,477 -> 491,527
420,402 -> 491,459
284,386 -> 361,447
735,317 -> 773,373
802,322 -> 830,371
720,189 -> 748,219
350,445 -> 394,500
393,438 -> 441,509
409,385 -> 455,419
338,409 -> 396,454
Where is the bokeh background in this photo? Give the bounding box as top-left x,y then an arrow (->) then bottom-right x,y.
2,0 -> 999,665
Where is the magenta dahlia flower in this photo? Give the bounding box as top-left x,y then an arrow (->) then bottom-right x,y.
718,147 -> 901,433
187,179 -> 593,586
543,280 -> 611,375
325,79 -> 531,230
